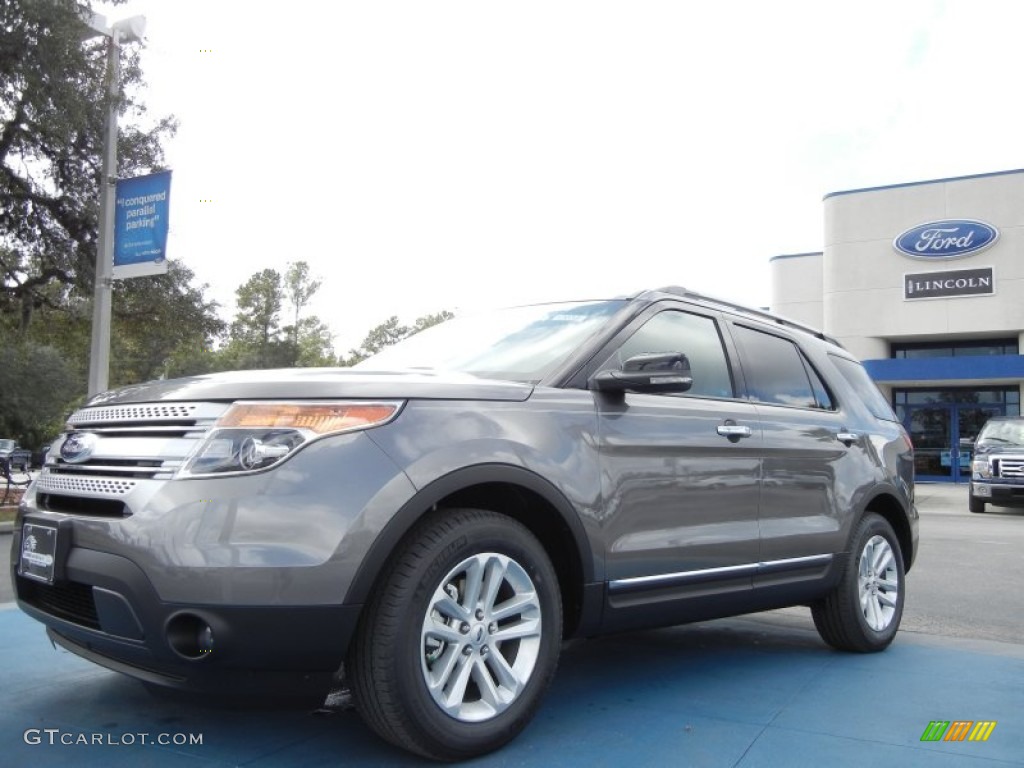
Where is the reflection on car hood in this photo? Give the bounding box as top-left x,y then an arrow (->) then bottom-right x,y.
86,368 -> 535,405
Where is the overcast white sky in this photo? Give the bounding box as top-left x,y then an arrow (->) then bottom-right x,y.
97,0 -> 1024,353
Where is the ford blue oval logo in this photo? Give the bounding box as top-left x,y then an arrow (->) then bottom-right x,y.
60,432 -> 99,464
894,220 -> 998,260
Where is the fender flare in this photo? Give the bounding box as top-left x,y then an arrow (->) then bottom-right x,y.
343,463 -> 596,606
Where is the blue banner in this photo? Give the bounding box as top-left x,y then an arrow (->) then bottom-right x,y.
113,170 -> 171,278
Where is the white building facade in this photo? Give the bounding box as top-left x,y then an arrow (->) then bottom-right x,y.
771,169 -> 1024,483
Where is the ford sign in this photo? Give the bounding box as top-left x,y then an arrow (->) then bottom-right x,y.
60,432 -> 99,464
893,219 -> 999,260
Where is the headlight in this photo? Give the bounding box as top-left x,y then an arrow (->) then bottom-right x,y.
971,458 -> 991,478
178,401 -> 402,477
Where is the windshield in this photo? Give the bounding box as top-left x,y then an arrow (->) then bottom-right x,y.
355,300 -> 628,383
977,420 -> 1024,448
0,439 -> 14,451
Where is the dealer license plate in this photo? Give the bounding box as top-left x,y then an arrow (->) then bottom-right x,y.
19,522 -> 58,584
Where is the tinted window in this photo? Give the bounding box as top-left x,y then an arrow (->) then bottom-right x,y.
732,325 -> 821,409
830,354 -> 898,422
601,310 -> 734,398
802,357 -> 835,410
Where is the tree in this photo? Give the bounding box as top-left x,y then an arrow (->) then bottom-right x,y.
0,342 -> 79,448
284,261 -> 321,343
294,316 -> 336,367
220,267 -> 336,370
1,0 -> 177,325
110,261 -> 225,383
229,268 -> 283,366
344,310 -> 454,365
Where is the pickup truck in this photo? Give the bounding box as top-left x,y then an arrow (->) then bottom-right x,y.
0,439 -> 32,473
969,416 -> 1024,513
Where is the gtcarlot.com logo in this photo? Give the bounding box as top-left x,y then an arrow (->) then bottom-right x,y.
23,728 -> 203,747
920,720 -> 997,742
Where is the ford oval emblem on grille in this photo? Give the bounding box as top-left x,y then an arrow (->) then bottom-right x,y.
60,432 -> 99,464
893,219 -> 999,260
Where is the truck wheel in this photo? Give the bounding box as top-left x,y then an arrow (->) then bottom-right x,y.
348,508 -> 562,761
968,496 -> 986,514
812,513 -> 905,652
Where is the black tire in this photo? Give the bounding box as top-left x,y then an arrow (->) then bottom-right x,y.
347,508 -> 562,761
812,513 -> 905,652
968,495 -> 986,514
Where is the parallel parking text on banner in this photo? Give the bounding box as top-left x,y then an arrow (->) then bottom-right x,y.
113,170 -> 171,279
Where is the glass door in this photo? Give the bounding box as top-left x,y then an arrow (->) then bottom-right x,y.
895,388 -> 1017,483
906,406 -> 954,481
904,404 -> 1006,482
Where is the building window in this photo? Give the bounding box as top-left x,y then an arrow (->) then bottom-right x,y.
893,387 -> 1020,412
891,339 -> 1019,359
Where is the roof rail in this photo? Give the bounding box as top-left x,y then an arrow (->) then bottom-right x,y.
653,286 -> 845,348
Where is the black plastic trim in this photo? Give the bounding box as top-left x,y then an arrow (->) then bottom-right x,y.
344,463 -> 597,630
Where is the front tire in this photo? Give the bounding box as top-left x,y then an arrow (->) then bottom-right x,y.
348,508 -> 562,761
812,513 -> 905,652
969,495 -> 986,514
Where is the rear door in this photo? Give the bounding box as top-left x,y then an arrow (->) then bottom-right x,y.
727,323 -> 856,585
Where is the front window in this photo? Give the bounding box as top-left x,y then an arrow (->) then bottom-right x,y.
977,420 -> 1024,449
356,300 -> 628,383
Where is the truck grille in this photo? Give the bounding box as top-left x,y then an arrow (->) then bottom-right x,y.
38,401 -> 228,495
994,457 -> 1024,479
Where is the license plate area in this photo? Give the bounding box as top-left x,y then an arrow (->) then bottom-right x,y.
19,522 -> 60,584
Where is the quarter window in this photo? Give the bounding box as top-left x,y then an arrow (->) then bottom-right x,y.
733,325 -> 832,409
601,311 -> 734,398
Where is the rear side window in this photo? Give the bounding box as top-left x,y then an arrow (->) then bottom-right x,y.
732,325 -> 833,410
829,354 -> 897,422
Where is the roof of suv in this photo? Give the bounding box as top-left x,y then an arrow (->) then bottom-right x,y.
645,286 -> 844,348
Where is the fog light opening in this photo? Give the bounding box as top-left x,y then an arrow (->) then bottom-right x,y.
167,614 -> 215,660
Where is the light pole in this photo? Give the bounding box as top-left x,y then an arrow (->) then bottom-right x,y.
80,12 -> 146,397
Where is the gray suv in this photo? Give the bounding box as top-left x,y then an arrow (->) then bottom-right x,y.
12,287 -> 918,760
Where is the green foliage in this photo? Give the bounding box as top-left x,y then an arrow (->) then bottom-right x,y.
110,261 -> 225,383
1,0 -> 177,317
220,263 -> 335,369
0,342 -> 80,448
344,310 -> 454,365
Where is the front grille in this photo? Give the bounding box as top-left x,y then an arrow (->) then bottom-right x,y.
19,578 -> 101,630
68,404 -> 201,423
45,401 -> 229,489
995,457 -> 1024,479
37,493 -> 128,518
36,474 -> 137,495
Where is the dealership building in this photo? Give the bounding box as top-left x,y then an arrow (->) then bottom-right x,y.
771,168 -> 1024,483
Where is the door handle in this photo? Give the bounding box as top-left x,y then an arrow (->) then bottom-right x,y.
717,424 -> 753,439
836,431 -> 858,446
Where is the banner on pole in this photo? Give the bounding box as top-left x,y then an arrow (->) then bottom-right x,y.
113,170 -> 171,279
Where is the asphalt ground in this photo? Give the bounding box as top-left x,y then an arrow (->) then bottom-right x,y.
2,484 -> 1023,766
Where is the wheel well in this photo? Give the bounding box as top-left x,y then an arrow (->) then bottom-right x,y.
864,493 -> 914,573
435,482 -> 585,637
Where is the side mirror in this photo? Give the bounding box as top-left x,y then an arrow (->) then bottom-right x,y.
592,352 -> 693,394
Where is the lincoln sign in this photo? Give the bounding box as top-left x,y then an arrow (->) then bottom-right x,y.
904,267 -> 994,300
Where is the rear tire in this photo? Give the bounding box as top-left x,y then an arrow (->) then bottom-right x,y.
968,496 -> 986,514
812,513 -> 905,652
348,508 -> 562,761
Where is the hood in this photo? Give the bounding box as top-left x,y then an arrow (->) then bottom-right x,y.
86,368 -> 535,406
